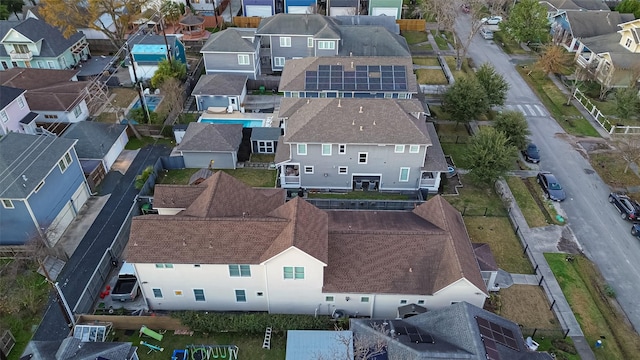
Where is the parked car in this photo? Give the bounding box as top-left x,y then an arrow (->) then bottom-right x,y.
480,27 -> 494,40
522,143 -> 540,163
632,224 -> 640,238
608,193 -> 640,221
481,16 -> 503,25
537,172 -> 566,201
111,262 -> 140,302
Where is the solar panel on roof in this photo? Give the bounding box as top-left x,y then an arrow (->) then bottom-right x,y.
319,65 -> 330,70
368,65 -> 380,72
344,71 -> 355,78
304,64 -> 409,92
331,65 -> 343,71
381,65 -> 392,71
476,317 -> 520,352
355,65 -> 367,71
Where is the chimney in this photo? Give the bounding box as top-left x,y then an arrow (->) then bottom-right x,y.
338,99 -> 341,107
359,106 -> 363,113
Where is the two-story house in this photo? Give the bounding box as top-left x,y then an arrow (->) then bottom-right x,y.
126,34 -> 186,83
0,133 -> 91,246
126,171 -> 488,317
273,98 -> 447,192
539,0 -> 609,21
0,85 -> 38,135
0,18 -> 90,71
551,10 -> 635,52
200,28 -> 261,80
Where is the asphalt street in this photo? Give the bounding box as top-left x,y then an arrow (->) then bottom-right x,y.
455,16 -> 640,331
33,144 -> 171,341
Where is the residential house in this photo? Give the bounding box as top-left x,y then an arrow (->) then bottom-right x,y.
125,171 -> 488,317
201,28 -> 261,79
255,14 -> 410,72
278,56 -> 419,99
284,0 -> 317,13
24,337 -> 138,360
368,0 -> 403,18
473,243 -> 500,292
0,18 -> 90,71
335,15 -> 400,33
61,122 -> 129,192
574,21 -> 640,88
192,74 -> 248,112
251,127 -> 282,154
0,133 -> 90,246
0,68 -> 91,122
242,0 -> 277,17
328,0 -> 361,16
273,98 -> 447,192
190,0 -> 217,13
551,10 -> 635,52
126,34 -> 186,83
350,301 -> 554,359
175,123 -> 244,169
539,0 -> 610,20
0,85 -> 38,135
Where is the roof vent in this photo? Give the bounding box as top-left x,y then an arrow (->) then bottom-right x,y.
183,240 -> 187,247
22,174 -> 28,182
359,106 -> 363,113
351,61 -> 354,68
373,120 -> 376,126
409,267 -> 413,273
307,99 -> 310,104
209,241 -> 213,249
352,120 -> 355,126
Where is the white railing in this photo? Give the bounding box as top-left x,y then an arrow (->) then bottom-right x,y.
419,179 -> 436,187
9,51 -> 32,61
573,88 -> 640,135
283,176 -> 300,185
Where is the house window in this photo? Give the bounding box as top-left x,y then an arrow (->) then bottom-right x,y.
395,145 -> 405,153
297,143 -> 307,155
451,301 -> 460,305
1,200 -> 13,209
304,166 -> 314,174
307,37 -> 313,47
12,44 -> 29,54
229,264 -> 251,277
257,141 -> 274,153
274,57 -> 286,67
11,62 -> 17,68
58,151 -> 73,173
73,105 -> 82,118
384,93 -> 393,99
152,288 -> 163,298
398,93 -> 408,99
193,289 -> 206,301
174,290 -> 183,296
155,263 -> 174,269
1,61 -> 7,70
338,144 -> 346,154
44,115 -> 58,119
417,300 -> 425,304
400,299 -> 407,304
291,91 -> 300,98
17,97 -> 25,109
238,54 -> 250,65
322,144 -> 332,156
279,37 -> 291,47
361,296 -> 369,303
399,167 -> 410,182
338,166 -> 348,174
235,289 -> 247,302
37,61 -> 44,68
34,181 -> 44,193
0,111 -> 7,123
409,145 -> 420,153
47,61 -> 55,69
325,296 -> 334,302
626,38 -> 633,48
358,152 -> 368,164
318,41 -> 335,50
284,266 -> 304,279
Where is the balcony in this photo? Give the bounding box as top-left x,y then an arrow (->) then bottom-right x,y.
283,176 -> 300,186
576,55 -> 590,68
419,178 -> 436,188
10,50 -> 32,61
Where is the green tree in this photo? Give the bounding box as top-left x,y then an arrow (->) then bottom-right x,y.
500,0 -> 549,43
1,0 -> 24,19
465,127 -> 517,184
150,59 -> 187,88
476,63 -> 509,107
443,77 -> 489,125
135,165 -> 154,190
614,86 -> 640,120
493,110 -> 531,150
616,0 -> 640,18
160,0 -> 182,25
0,4 -> 10,19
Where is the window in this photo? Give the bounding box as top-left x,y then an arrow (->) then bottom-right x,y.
400,299 -> 407,304
238,54 -> 250,65
12,44 -> 29,54
44,115 -> 58,119
174,290 -> 183,296
37,61 -> 44,68
235,289 -> 247,302
325,296 -> 334,302
257,292 -> 264,296
0,111 -> 7,123
0,61 -> 7,70
11,62 -> 17,68
304,166 -> 314,174
34,181 -> 44,193
399,167 -> 410,182
280,37 -> 291,47
284,266 -> 304,280
338,144 -> 346,154
398,93 -> 408,99
17,97 -> 25,109
274,57 -> 286,67
409,145 -> 420,153
358,152 -> 368,164
318,41 -> 335,50
194,289 -> 206,301
361,296 -> 370,303
58,151 -> 72,173
395,145 -> 405,153
229,264 -> 251,277
152,288 -> 163,298
47,61 -> 55,69
626,38 -> 633,48
291,91 -> 300,98
155,263 -> 174,269
307,37 -> 313,47
257,141 -> 274,153
73,105 -> 82,118
417,300 -> 425,304
338,166 -> 348,174
322,144 -> 332,156
297,143 -> 307,155
2,200 -> 13,209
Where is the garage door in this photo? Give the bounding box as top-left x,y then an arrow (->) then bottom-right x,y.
245,5 -> 272,17
371,7 -> 398,18
48,202 -> 75,245
330,7 -> 356,16
71,183 -> 90,210
288,6 -> 311,13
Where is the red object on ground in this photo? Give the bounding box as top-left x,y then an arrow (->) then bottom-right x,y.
106,285 -> 111,291
99,292 -> 106,299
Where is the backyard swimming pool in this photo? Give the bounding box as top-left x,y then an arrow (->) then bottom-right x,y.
199,118 -> 264,128
131,96 -> 163,112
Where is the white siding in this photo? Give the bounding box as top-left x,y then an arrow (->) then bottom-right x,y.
103,129 -> 128,170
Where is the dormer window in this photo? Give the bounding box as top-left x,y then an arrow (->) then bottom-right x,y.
625,38 -> 633,48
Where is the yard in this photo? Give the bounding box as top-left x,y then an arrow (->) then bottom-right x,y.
589,152 -> 640,189
412,57 -> 440,66
444,56 -> 474,81
492,31 -> 529,55
415,69 -> 448,84
444,178 -> 509,217
431,31 -> 452,50
505,177 -> 562,227
125,136 -> 174,150
156,169 -> 277,188
402,31 -> 428,45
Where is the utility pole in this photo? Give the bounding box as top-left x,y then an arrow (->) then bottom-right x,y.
161,18 -> 172,66
127,43 -> 150,123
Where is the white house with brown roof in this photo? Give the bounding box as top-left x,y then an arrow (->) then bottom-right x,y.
125,172 -> 488,317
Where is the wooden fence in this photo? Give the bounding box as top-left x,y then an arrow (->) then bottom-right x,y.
77,314 -> 190,331
397,19 -> 426,32
233,17 -> 262,28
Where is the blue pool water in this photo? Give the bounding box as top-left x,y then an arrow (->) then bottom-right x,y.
131,96 -> 163,112
199,119 -> 264,128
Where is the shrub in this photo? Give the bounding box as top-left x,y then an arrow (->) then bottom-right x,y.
173,311 -> 335,334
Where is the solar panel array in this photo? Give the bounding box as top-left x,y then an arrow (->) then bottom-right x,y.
304,65 -> 408,91
394,323 -> 435,344
476,316 -> 520,360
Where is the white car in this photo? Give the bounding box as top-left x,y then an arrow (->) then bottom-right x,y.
481,16 -> 503,25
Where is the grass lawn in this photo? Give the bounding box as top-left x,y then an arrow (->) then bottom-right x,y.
589,152 -> 640,189
464,217 -> 533,273
506,177 -> 549,228
307,192 -> 411,200
114,330 -> 286,360
410,42 -> 433,51
441,143 -> 472,169
429,105 -> 452,120
402,31 -> 428,45
176,113 -> 198,124
431,31 -> 450,50
492,31 -> 528,55
444,56 -> 473,81
415,69 -> 448,84
498,285 -> 558,328
156,168 -> 199,185
435,123 -> 471,136
545,253 -> 640,359
95,112 -> 119,123
221,169 -> 277,188
412,57 -> 440,66
516,67 -> 600,137
445,179 -> 508,217
125,136 -> 174,150
249,154 -> 275,163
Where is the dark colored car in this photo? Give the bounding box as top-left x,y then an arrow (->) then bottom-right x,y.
608,193 -> 640,221
632,224 -> 640,238
537,172 -> 566,202
522,143 -> 540,163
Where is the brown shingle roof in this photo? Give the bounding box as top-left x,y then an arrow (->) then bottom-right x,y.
153,183 -> 207,209
0,68 -> 79,89
473,243 -> 498,272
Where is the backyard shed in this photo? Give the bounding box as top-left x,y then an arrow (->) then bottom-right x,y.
175,123 -> 243,169
250,127 -> 282,154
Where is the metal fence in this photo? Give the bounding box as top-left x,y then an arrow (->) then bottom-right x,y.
305,199 -> 424,211
438,135 -> 470,144
459,206 -> 508,217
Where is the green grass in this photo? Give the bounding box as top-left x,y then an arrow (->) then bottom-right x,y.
589,152 -> 640,189
517,66 -> 600,137
156,168 -> 199,185
221,169 -> 276,187
249,154 -> 275,163
493,31 -> 528,55
445,179 -> 509,217
412,57 -> 440,66
441,143 -> 472,169
402,31 -> 429,45
415,69 -> 448,84
307,192 -> 411,200
410,42 -> 433,51
505,176 -> 548,228
435,123 -> 471,136
444,56 -> 474,81
125,136 -> 174,150
535,336 -> 581,360
431,31 -> 450,50
176,113 -> 198,124
545,253 -> 640,359
429,105 -> 452,120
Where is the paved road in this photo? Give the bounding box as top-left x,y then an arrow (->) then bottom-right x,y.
33,144 -> 171,341
455,17 -> 640,332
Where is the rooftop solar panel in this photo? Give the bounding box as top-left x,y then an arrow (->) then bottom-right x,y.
304,64 -> 409,92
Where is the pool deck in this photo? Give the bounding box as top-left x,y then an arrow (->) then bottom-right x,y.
199,110 -> 280,127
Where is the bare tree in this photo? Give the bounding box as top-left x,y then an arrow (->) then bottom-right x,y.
453,0 -> 486,70
612,136 -> 640,174
315,322 -> 389,360
415,0 -> 457,35
159,77 -> 185,125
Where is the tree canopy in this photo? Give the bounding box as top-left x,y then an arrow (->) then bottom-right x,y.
150,59 -> 187,88
614,86 -> 640,120
1,0 -> 23,19
500,0 -> 549,43
443,77 -> 489,125
616,0 -> 640,18
0,4 -> 10,20
534,44 -> 571,75
465,127 -> 517,184
493,110 -> 531,150
160,0 -> 182,25
475,63 -> 509,107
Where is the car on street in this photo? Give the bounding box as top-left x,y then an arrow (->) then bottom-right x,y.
480,27 -> 494,40
608,193 -> 640,221
481,16 -> 503,25
632,224 -> 640,238
522,143 -> 540,163
537,172 -> 566,201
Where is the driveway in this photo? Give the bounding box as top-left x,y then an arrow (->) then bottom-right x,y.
33,144 -> 171,342
454,16 -> 640,331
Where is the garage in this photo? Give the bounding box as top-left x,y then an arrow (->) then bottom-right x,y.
330,7 -> 356,15
288,6 -> 312,13
245,5 -> 273,17
47,183 -> 90,245
371,7 -> 398,18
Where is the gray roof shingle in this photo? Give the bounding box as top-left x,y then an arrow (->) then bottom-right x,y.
0,18 -> 85,57
423,122 -> 449,172
201,28 -> 258,53
191,74 -> 248,96
25,337 -> 137,360
176,123 -> 243,152
61,122 -> 127,160
335,15 -> 400,34
0,85 -> 25,109
566,11 -> 634,38
256,14 -> 342,38
338,26 -> 410,57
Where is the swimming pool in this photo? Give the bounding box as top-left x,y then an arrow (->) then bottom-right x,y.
199,118 -> 264,128
131,96 -> 163,112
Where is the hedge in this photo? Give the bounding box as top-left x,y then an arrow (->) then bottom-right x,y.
173,311 -> 335,334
